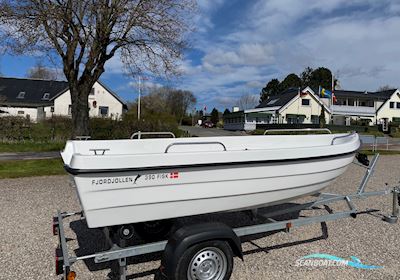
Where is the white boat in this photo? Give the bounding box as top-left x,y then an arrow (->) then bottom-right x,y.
61,132 -> 360,228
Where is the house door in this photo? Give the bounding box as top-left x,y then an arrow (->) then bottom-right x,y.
37,107 -> 45,121
345,117 -> 351,126
382,118 -> 389,132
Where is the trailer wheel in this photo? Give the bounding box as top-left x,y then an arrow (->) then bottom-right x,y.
174,240 -> 233,280
134,219 -> 173,242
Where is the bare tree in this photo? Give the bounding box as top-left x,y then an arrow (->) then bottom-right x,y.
0,0 -> 194,136
27,61 -> 58,80
236,93 -> 258,110
166,89 -> 196,124
141,86 -> 196,124
377,85 -> 394,91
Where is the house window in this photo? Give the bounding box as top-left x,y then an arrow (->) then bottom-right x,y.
390,102 -> 395,108
336,99 -> 346,105
99,106 -> 109,117
68,105 -> 72,115
18,111 -> 24,114
17,92 -> 25,99
302,99 -> 310,106
397,102 -> 400,109
90,88 -> 95,95
311,115 -> 319,124
348,99 -> 354,106
42,93 -> 50,100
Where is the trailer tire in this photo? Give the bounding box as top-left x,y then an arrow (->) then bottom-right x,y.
134,219 -> 173,242
174,240 -> 233,280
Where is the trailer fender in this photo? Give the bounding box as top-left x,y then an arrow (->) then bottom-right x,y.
162,222 -> 242,278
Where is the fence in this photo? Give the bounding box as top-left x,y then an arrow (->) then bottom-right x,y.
256,123 -> 381,133
359,135 -> 395,151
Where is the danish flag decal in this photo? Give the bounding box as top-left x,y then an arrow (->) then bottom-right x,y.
169,171 -> 179,179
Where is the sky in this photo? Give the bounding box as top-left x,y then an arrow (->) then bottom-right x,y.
1,0 -> 400,111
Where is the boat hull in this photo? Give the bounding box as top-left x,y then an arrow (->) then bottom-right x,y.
72,152 -> 355,228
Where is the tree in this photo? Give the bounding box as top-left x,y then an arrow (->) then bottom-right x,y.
310,67 -> 332,90
280,73 -> 301,91
166,89 -> 197,124
260,79 -> 280,103
210,108 -> 219,124
237,93 -> 258,110
319,105 -> 326,128
0,1 -> 193,136
377,85 -> 393,91
140,86 -> 196,124
27,61 -> 58,80
300,67 -> 313,87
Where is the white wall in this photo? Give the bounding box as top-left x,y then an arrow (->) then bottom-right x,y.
377,90 -> 400,122
280,93 -> 330,124
53,81 -> 124,119
0,106 -> 38,121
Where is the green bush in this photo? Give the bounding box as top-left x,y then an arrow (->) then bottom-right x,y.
0,116 -> 31,141
0,112 -> 182,142
389,125 -> 400,138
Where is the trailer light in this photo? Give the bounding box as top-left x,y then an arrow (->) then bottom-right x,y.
55,248 -> 63,275
53,217 -> 59,236
67,271 -> 76,280
285,222 -> 293,232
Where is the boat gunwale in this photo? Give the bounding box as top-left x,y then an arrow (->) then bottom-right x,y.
64,150 -> 358,175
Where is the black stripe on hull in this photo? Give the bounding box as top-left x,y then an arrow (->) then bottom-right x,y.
64,151 -> 357,175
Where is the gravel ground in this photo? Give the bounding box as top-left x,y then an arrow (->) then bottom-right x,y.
0,156 -> 399,280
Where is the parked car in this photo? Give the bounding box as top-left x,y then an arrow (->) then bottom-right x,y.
202,121 -> 214,128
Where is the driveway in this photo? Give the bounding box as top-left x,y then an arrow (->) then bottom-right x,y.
1,156 -> 399,279
180,125 -> 247,137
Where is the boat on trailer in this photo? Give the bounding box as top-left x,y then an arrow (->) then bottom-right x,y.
61,130 -> 360,228
54,149 -> 400,280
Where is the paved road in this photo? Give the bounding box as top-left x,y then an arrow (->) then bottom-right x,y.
180,125 -> 247,137
0,151 -> 60,161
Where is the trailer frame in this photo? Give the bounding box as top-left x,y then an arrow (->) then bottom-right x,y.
53,154 -> 399,280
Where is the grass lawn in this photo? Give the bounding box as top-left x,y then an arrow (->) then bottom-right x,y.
0,142 -> 65,153
361,149 -> 400,155
0,158 -> 66,179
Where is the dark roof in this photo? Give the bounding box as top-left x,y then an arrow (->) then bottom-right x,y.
0,77 -> 68,107
334,89 -> 396,100
223,111 -> 272,119
0,77 -> 127,109
257,88 -> 299,109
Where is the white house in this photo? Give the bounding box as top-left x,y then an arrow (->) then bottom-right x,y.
0,77 -> 127,122
331,89 -> 400,130
224,87 -> 331,131
224,86 -> 400,132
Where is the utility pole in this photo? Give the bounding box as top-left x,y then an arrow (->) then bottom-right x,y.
138,76 -> 141,120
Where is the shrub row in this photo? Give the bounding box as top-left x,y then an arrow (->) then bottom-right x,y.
0,113 -> 181,142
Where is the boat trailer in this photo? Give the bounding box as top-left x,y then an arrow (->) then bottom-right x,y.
53,153 -> 400,280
